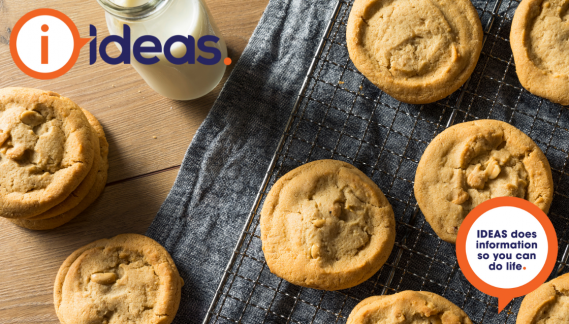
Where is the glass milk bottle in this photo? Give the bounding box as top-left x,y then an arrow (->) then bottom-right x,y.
96,0 -> 227,100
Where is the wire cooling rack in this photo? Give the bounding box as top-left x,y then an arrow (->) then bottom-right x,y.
203,0 -> 569,322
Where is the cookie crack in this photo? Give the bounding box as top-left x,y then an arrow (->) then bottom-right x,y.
552,284 -> 569,297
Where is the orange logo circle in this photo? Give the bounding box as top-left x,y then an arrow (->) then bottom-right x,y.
10,9 -> 90,80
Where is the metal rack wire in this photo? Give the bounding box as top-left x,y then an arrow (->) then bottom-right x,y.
203,0 -> 569,322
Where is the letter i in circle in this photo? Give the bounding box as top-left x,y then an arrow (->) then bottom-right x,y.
41,24 -> 49,64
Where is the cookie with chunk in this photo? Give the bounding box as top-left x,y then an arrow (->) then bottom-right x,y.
346,0 -> 483,104
0,87 -> 96,219
10,109 -> 109,230
55,234 -> 183,324
414,120 -> 553,244
347,291 -> 472,323
511,0 -> 569,105
260,159 -> 396,290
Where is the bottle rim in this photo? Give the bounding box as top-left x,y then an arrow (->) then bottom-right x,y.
96,0 -> 172,21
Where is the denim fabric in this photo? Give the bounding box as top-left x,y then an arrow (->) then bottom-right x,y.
146,1 -> 337,322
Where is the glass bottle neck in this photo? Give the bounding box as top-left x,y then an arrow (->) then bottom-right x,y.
96,0 -> 172,21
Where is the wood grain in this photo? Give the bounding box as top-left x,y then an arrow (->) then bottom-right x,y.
0,0 -> 269,322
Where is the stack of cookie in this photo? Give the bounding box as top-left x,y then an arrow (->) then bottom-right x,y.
0,87 -> 108,230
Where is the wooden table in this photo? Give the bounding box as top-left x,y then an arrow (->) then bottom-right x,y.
0,0 -> 269,322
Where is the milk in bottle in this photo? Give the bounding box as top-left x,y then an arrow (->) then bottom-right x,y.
98,0 -> 227,100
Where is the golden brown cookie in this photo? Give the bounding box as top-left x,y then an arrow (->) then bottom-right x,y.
347,291 -> 472,323
54,234 -> 183,324
0,87 -> 96,219
260,159 -> 396,291
511,0 -> 569,105
26,110 -> 101,220
414,120 -> 553,244
9,109 -> 108,230
517,273 -> 569,324
346,0 -> 483,104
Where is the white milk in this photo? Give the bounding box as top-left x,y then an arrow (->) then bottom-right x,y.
105,0 -> 227,100
112,0 -> 150,6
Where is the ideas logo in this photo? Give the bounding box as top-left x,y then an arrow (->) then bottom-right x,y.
11,9 -> 228,80
11,9 -> 90,80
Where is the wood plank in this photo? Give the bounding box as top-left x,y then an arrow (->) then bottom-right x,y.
0,0 -> 269,182
0,168 -> 180,324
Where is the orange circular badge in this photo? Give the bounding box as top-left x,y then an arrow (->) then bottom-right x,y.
456,197 -> 557,313
10,9 -> 90,80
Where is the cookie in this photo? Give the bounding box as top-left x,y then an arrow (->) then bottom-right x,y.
511,0 -> 569,105
516,273 -> 569,324
0,87 -> 96,219
54,234 -> 183,324
9,109 -> 109,230
26,110 -> 101,220
260,159 -> 396,291
346,0 -> 483,104
414,120 -> 553,244
347,291 -> 472,323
